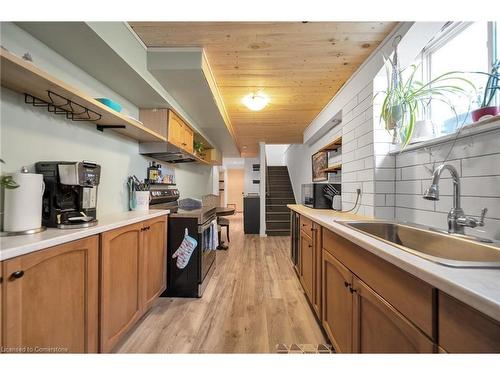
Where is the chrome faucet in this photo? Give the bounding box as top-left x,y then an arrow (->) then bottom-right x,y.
423,163 -> 487,235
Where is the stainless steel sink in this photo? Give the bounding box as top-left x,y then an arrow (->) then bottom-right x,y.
339,221 -> 500,268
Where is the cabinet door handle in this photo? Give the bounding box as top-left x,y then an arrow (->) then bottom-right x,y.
349,287 -> 357,294
9,270 -> 24,280
301,224 -> 307,227
344,281 -> 350,288
308,244 -> 312,248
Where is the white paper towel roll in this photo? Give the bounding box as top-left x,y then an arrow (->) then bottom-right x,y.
3,172 -> 44,232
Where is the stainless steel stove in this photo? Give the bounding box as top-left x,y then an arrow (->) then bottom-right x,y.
149,184 -> 217,298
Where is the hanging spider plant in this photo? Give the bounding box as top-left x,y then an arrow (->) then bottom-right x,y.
380,59 -> 475,149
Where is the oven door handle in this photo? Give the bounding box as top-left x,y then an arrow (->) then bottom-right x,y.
198,218 -> 216,233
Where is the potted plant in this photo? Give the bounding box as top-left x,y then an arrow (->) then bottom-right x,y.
380,58 -> 474,149
471,59 -> 500,122
193,141 -> 205,156
0,159 -> 19,189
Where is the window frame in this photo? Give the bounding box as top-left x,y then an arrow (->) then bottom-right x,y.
420,21 -> 499,122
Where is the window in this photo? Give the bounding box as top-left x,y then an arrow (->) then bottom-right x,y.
421,22 -> 498,135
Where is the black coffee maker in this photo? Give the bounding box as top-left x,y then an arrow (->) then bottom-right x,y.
35,161 -> 101,228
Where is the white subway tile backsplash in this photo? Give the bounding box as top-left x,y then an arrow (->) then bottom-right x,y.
396,180 -> 422,194
396,207 -> 448,230
461,196 -> 500,218
357,169 -> 374,182
357,131 -> 373,148
351,96 -> 372,119
374,194 -> 386,206
396,149 -> 431,168
462,153 -> 500,177
375,181 -> 395,194
375,155 -> 395,168
355,144 -> 374,160
401,165 -> 432,180
343,96 -> 359,114
355,118 -> 374,138
396,194 -> 435,211
364,156 -> 375,169
375,168 -> 396,181
385,193 -> 395,206
461,176 -> 500,197
342,171 -> 358,183
375,207 -> 395,220
357,82 -> 373,103
362,181 -> 375,194
343,159 -> 365,173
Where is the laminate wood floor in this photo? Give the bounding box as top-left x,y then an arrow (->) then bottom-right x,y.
114,213 -> 328,353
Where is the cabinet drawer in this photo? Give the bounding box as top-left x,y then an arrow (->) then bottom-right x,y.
438,292 -> 500,353
322,228 -> 434,339
300,215 -> 313,237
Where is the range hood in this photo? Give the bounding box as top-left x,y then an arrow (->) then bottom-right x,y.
139,142 -> 197,163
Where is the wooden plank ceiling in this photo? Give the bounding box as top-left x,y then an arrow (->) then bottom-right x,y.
129,22 -> 396,156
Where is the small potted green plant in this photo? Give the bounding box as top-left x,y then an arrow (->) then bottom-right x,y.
380,59 -> 475,149
193,141 -> 205,156
0,159 -> 19,189
471,59 -> 500,122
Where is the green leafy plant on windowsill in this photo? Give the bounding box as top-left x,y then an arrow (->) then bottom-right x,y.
380,59 -> 475,149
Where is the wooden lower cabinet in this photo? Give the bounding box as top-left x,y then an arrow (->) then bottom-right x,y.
322,250 -> 353,353
438,292 -> 500,353
100,222 -> 143,352
142,216 -> 168,310
312,222 -> 322,317
2,236 -> 99,353
100,217 -> 167,352
299,231 -> 314,302
352,277 -> 434,353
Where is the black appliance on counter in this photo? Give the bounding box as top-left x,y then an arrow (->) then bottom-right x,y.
148,185 -> 217,298
301,183 -> 341,209
243,195 -> 260,234
35,161 -> 101,228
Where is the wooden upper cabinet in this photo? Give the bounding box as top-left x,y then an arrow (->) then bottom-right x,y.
139,108 -> 168,139
142,216 -> 168,310
299,231 -> 314,301
203,148 -> 222,165
2,236 -> 99,353
167,110 -> 184,148
352,277 -> 434,353
139,109 -> 194,153
322,250 -> 353,353
438,292 -> 500,353
100,222 -> 144,353
182,123 -> 194,154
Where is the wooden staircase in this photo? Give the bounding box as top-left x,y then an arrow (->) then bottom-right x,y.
266,166 -> 295,236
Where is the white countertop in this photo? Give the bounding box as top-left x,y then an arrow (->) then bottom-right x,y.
0,209 -> 170,261
288,204 -> 500,322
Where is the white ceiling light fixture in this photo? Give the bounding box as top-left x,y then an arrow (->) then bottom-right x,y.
242,92 -> 269,111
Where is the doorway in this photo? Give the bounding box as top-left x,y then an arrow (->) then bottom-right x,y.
226,168 -> 244,213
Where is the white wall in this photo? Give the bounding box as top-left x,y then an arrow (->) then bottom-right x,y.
265,144 -> 288,166
243,158 -> 260,195
0,22 -> 214,219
